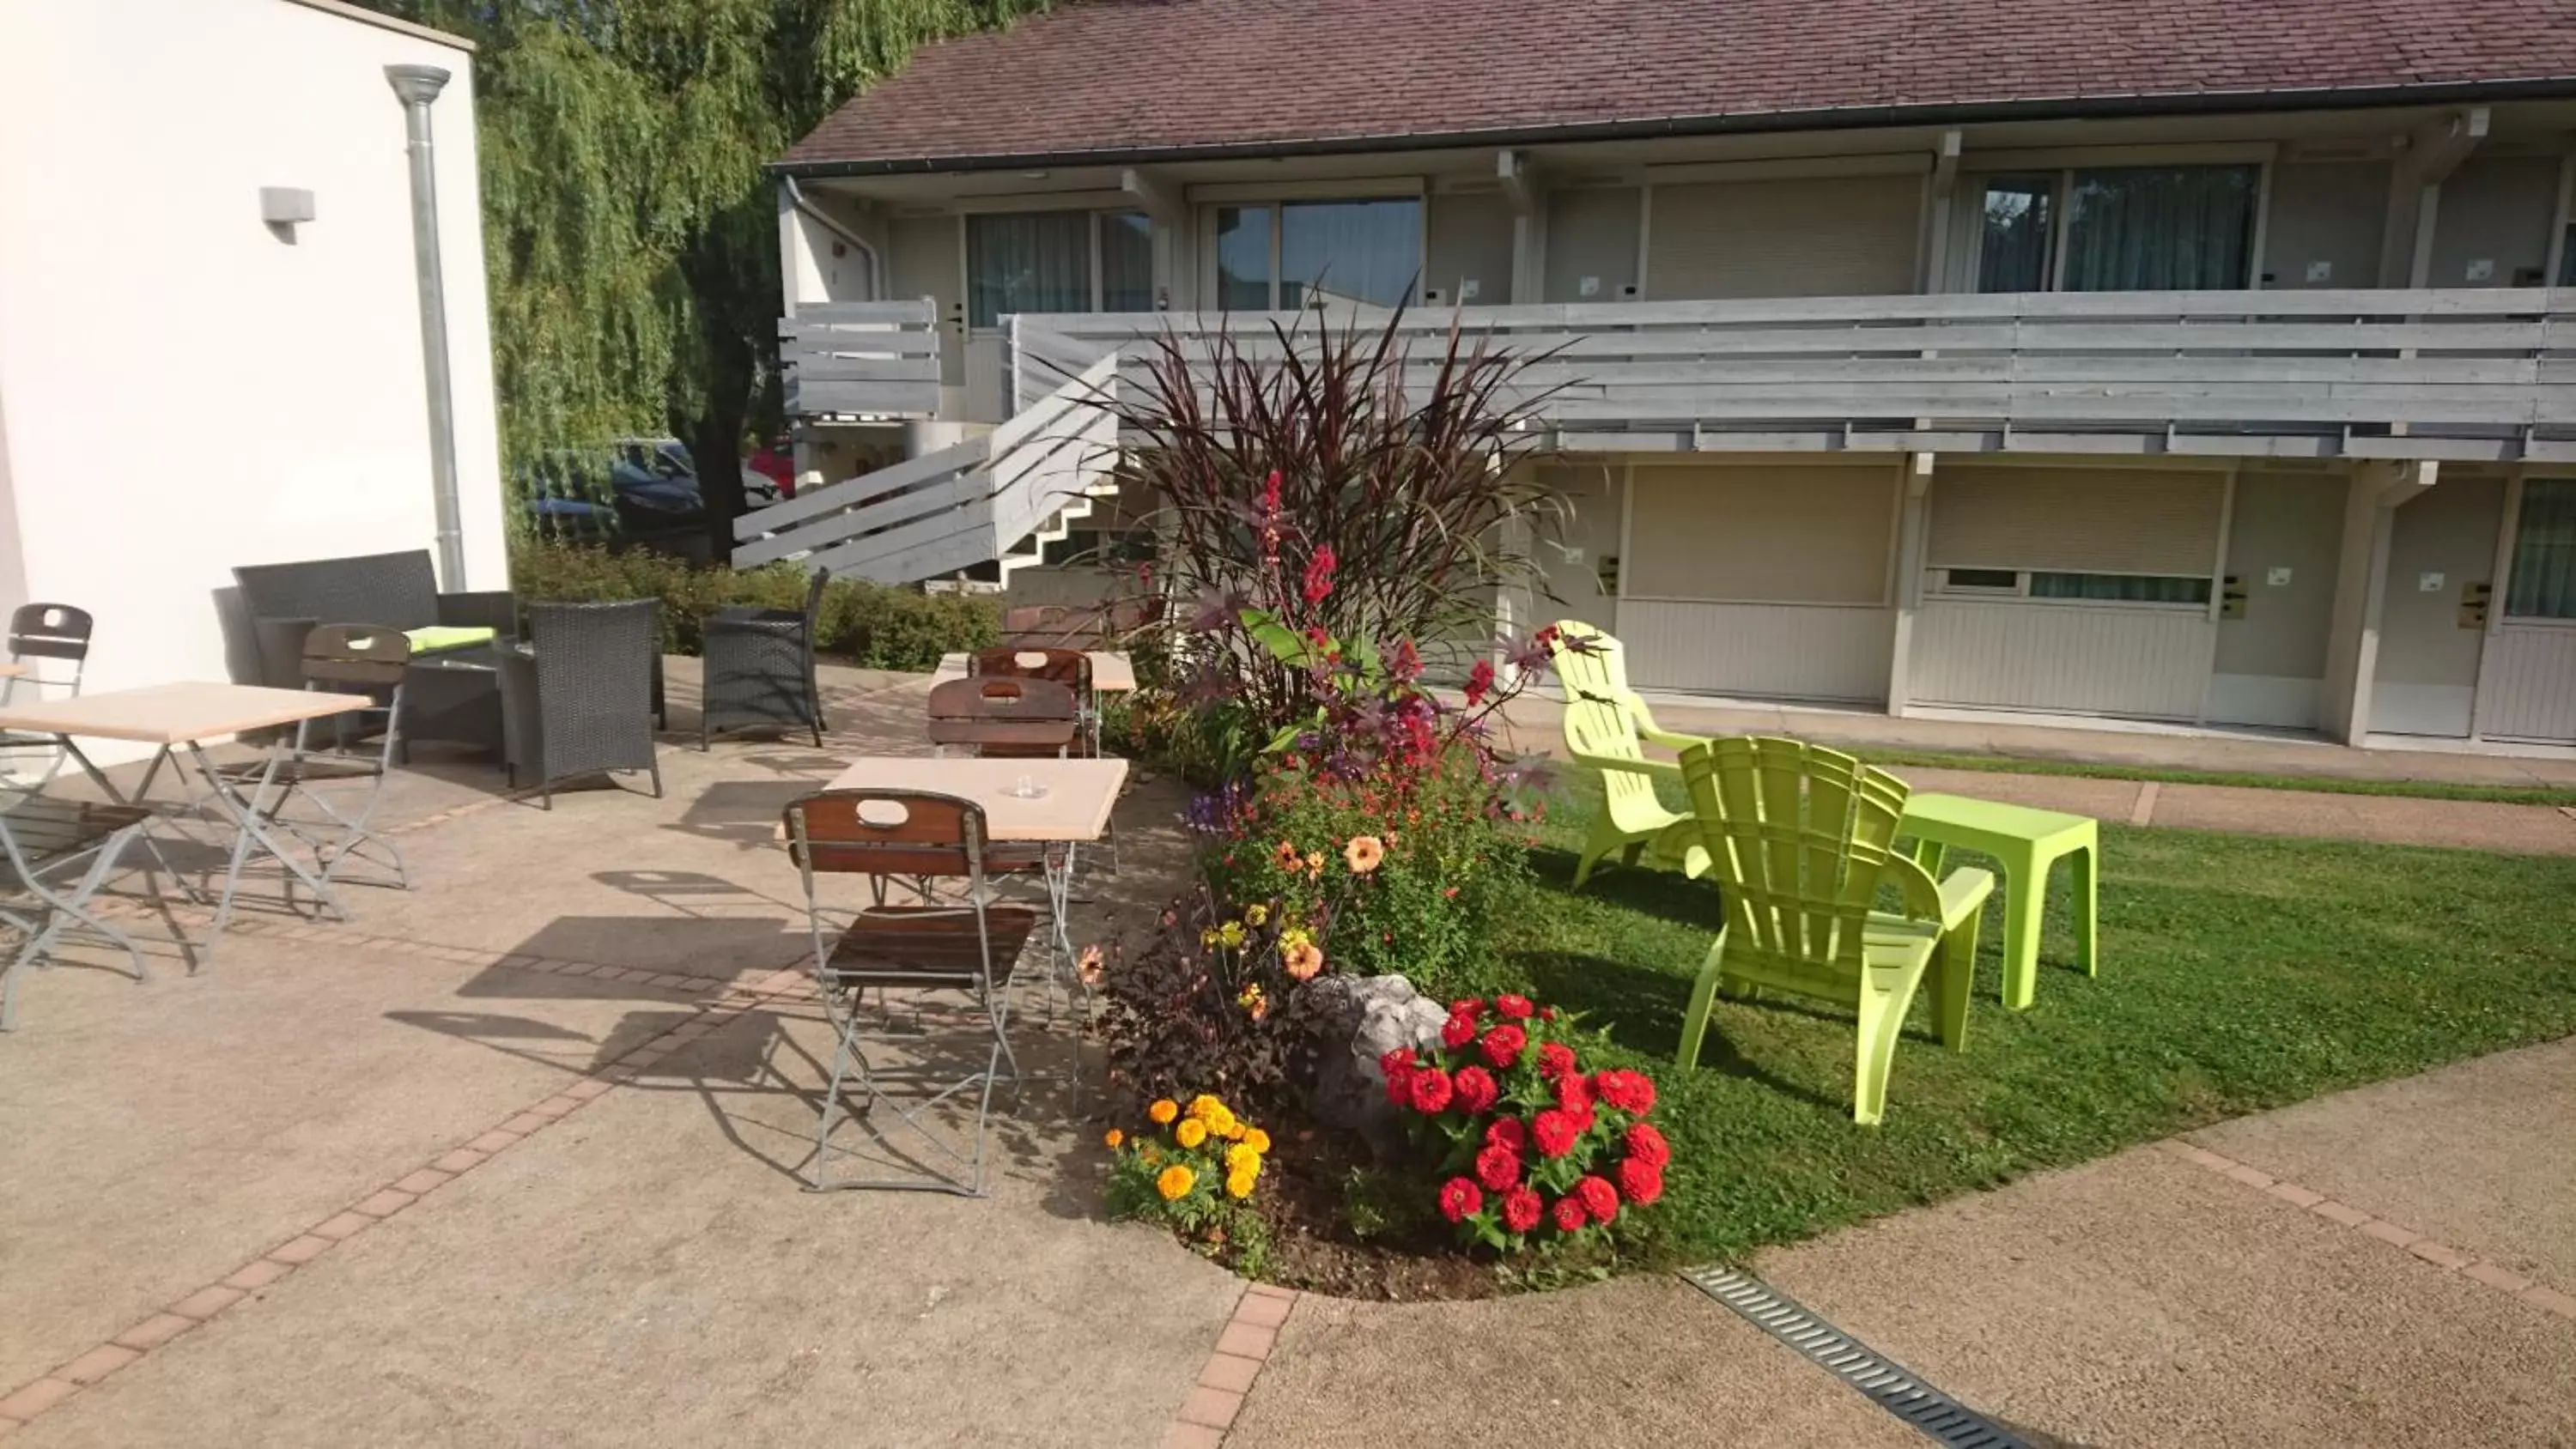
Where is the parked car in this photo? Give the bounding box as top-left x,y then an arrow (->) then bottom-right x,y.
519,440 -> 704,539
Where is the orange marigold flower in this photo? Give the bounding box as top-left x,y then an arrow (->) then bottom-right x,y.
1103,1129 -> 1124,1149
1148,1099 -> 1179,1125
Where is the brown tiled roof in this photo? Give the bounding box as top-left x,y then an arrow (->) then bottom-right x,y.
780,0 -> 2576,172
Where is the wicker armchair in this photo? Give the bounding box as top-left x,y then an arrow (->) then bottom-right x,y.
702,568 -> 829,749
234,550 -> 517,761
496,601 -> 664,809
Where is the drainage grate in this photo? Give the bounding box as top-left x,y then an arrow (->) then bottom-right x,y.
1680,1264 -> 2032,1449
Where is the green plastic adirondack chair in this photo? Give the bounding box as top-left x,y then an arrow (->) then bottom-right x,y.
1546,621 -> 1707,888
1674,737 -> 1995,1125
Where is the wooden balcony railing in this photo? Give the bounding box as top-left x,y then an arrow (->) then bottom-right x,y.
1001,288 -> 2576,462
780,298 -> 942,419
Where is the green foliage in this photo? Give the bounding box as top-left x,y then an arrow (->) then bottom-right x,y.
357,0 -> 1050,482
1206,754 -> 1534,985
510,540 -> 996,667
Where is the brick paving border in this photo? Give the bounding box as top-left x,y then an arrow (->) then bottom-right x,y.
2157,1137 -> 2576,1320
0,931 -> 820,1439
1163,1283 -> 1299,1448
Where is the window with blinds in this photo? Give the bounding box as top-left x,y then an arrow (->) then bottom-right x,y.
1625,464 -> 1896,604
1927,467 -> 2227,579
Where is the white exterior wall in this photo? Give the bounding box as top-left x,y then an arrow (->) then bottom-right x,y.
0,0 -> 507,758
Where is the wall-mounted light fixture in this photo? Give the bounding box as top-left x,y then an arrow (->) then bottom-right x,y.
260,185 -> 315,242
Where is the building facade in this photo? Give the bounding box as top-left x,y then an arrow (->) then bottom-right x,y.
763,0 -> 2576,752
0,0 -> 509,753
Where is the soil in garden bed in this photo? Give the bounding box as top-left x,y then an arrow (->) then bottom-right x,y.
1230,1104 -> 1499,1301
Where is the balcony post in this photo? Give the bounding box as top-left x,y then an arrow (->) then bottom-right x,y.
1886,452 -> 1935,714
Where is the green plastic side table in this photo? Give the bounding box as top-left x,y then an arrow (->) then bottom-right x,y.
1899,792 -> 2099,1009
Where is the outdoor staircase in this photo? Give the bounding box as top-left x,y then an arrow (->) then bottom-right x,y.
732,355 -> 1118,585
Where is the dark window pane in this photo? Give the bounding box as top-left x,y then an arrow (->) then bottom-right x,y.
1215,205 -> 1272,311
1942,567 -> 2020,590
2507,478 -> 2576,619
1977,178 -> 2055,293
1101,211 -> 1155,312
1279,198 -> 1420,309
2062,166 -> 2257,291
965,212 -> 1091,328
2030,572 -> 2212,604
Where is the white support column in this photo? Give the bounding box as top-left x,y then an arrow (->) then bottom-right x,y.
1886,452 -> 1935,716
1921,130 -> 1963,293
2380,108 -> 2488,288
2324,459 -> 2441,743
1122,167 -> 1185,311
1500,150 -> 1547,305
776,180 -> 803,318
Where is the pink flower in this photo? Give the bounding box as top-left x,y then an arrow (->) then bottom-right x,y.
1302,546 -> 1337,606
1464,658 -> 1497,707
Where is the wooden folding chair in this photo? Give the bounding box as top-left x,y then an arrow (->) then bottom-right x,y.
783,789 -> 1038,1195
926,676 -> 1079,759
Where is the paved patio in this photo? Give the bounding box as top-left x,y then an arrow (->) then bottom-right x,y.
1,659 -> 2567,1446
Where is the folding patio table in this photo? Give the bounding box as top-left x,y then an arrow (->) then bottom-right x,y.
0,682 -> 374,965
932,650 -> 1137,694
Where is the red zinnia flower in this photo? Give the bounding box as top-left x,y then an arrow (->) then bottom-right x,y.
1595,1068 -> 1657,1116
1479,1023 -> 1528,1071
1473,1143 -> 1522,1192
1550,1195 -> 1589,1233
1502,1186 -> 1543,1234
1556,1070 -> 1594,1117
1535,1042 -> 1577,1080
1494,993 -> 1534,1020
1625,1122 -> 1671,1170
1409,1066 -> 1455,1113
1438,1177 -> 1482,1224
1484,1118 -> 1528,1155
1577,1174 -> 1620,1224
1453,1064 -> 1499,1114
1533,1108 -> 1581,1159
1617,1157 -> 1665,1206
1382,1070 -> 1412,1106
1378,1046 -> 1416,1076
1450,997 -> 1486,1020
1464,658 -> 1497,707
1440,1013 -> 1478,1050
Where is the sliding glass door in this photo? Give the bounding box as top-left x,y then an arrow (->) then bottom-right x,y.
1974,164 -> 2259,294
1208,197 -> 1422,310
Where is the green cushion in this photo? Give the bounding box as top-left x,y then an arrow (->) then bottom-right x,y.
404,625 -> 496,653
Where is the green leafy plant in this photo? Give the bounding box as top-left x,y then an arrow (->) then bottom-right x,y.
509,540 -> 997,667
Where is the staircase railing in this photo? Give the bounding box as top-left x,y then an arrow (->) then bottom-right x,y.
732,354 -> 1117,584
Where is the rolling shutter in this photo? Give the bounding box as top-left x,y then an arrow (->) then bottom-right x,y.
1928,466 -> 2227,575
1646,177 -> 1921,300
1627,464 -> 1895,604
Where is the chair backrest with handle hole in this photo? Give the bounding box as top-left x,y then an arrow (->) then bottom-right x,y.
300,623 -> 411,688
8,603 -> 93,664
970,645 -> 1090,692
783,789 -> 989,885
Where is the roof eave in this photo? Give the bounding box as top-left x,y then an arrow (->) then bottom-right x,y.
772,75 -> 2576,178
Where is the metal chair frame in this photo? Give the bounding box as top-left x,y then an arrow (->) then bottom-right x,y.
221,624 -> 414,903
0,781 -> 149,1032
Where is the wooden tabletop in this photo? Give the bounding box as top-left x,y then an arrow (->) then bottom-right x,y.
0,662 -> 27,679
0,682 -> 373,746
933,651 -> 1137,693
812,756 -> 1127,842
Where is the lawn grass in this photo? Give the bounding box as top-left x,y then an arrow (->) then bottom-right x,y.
1846,746 -> 2576,807
1452,781 -> 2576,1264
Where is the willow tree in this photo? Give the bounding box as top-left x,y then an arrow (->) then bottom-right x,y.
362,0 -> 1046,546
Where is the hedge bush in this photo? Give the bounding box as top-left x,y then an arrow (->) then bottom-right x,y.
509,541 -> 999,670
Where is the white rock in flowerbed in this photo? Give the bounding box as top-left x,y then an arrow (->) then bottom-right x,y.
1294,973 -> 1449,1145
